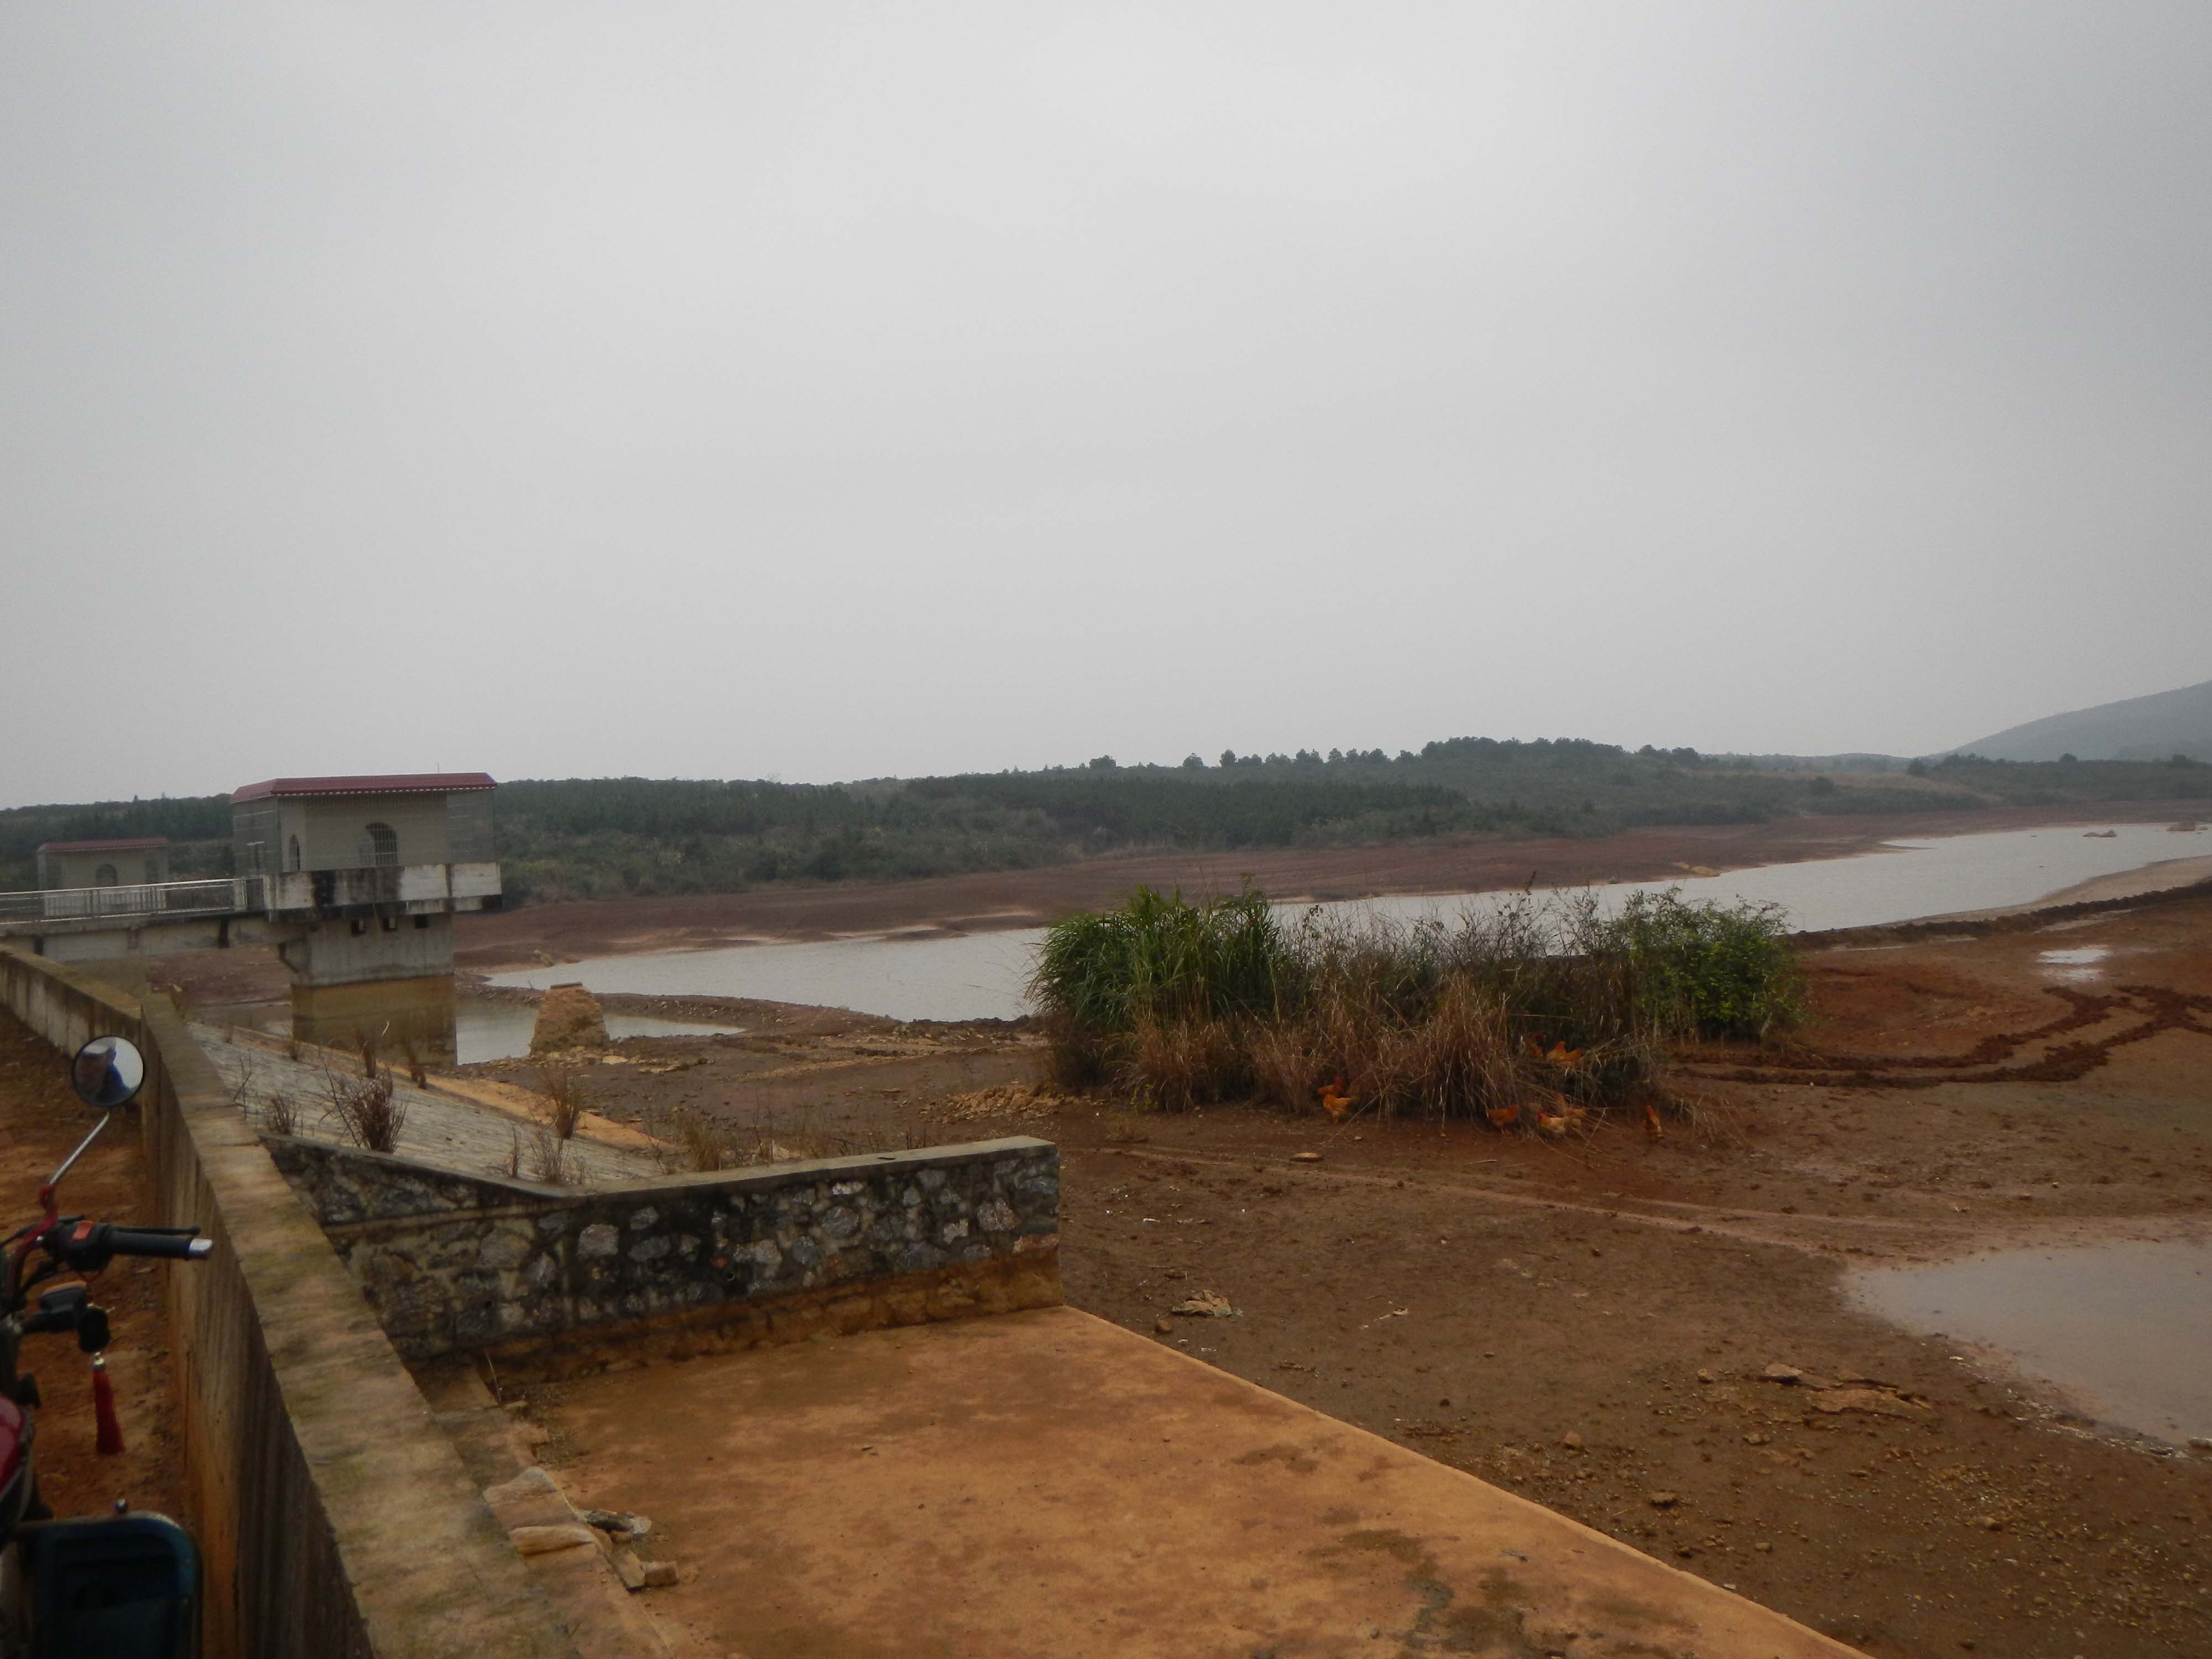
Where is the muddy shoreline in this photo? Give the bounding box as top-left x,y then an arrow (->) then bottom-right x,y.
468,882 -> 2212,1656
451,802 -> 2212,973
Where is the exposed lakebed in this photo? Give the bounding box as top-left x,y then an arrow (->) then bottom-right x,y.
488,822 -> 2208,1022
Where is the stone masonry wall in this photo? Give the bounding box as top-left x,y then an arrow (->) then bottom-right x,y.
263,1135 -> 1060,1365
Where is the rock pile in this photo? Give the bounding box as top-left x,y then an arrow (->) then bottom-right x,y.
530,983 -> 608,1055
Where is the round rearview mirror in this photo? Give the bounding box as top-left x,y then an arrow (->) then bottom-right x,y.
70,1036 -> 145,1112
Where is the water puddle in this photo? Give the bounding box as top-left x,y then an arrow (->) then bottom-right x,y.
202,997 -> 741,1064
1849,1241 -> 2212,1446
488,822 -> 2201,1022
2037,945 -> 2113,984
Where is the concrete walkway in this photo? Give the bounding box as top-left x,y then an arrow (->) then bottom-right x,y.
539,1305 -> 1865,1658
192,1024 -> 662,1185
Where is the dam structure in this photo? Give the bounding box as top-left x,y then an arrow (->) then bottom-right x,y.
0,771 -> 500,1056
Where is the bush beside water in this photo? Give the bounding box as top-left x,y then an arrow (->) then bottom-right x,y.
1030,885 -> 1803,1121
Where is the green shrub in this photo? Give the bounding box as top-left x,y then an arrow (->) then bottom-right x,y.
1032,883 -> 1804,1118
1600,890 -> 1804,1040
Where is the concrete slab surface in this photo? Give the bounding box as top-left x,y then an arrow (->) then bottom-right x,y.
539,1306 -> 1864,1659
192,1022 -> 662,1183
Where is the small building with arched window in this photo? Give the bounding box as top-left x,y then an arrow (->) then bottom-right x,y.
229,773 -> 500,1052
35,837 -> 170,890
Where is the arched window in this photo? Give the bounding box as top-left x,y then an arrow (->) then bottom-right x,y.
287,835 -> 302,873
94,864 -> 119,887
361,823 -> 399,868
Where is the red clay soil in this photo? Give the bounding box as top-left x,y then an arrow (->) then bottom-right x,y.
0,1010 -> 186,1523
1040,895 -> 2212,1658
451,804 -> 2207,970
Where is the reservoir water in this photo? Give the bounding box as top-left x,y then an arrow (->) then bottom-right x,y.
1849,1240 -> 2212,1446
486,822 -> 2208,1022
206,997 -> 741,1065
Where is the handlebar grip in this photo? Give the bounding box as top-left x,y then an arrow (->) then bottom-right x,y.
87,1226 -> 210,1262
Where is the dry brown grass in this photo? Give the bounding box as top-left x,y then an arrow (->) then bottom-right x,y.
260,1089 -> 300,1138
1127,1015 -> 1249,1112
659,1108 -> 729,1172
320,1063 -> 406,1153
537,1065 -> 586,1139
525,1124 -> 573,1185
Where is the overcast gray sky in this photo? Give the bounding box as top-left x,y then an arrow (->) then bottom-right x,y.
5,3 -> 2208,806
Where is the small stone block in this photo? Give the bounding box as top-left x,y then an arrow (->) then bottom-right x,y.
640,1559 -> 680,1588
612,1545 -> 648,1590
510,1524 -> 599,1557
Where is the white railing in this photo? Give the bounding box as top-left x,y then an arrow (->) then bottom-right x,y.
0,863 -> 498,927
0,877 -> 260,925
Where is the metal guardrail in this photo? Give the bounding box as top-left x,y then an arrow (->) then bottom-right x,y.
0,877 -> 260,925
0,864 -> 493,928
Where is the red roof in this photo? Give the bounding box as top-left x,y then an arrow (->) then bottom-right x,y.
37,837 -> 169,854
231,773 -> 497,802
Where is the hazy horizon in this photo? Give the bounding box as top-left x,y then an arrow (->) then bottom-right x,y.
7,4 -> 2209,809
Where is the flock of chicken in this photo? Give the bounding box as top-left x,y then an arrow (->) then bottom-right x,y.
1316,1034 -> 1641,1137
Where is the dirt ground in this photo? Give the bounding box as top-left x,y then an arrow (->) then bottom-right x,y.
453,885 -> 2212,1657
0,1011 -> 187,1524
65,823 -> 2212,1655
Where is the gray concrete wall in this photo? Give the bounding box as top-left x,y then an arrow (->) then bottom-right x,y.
297,795 -> 452,870
265,1135 -> 1062,1368
0,945 -> 579,1659
276,910 -> 454,987
38,847 -> 168,888
20,912 -> 271,963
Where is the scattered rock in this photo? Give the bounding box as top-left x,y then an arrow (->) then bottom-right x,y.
1811,1387 -> 1931,1420
1647,1491 -> 1679,1509
1154,1318 -> 1174,1335
1561,1432 -> 1584,1451
581,1507 -> 653,1539
1695,1369 -> 1717,1384
483,1467 -> 576,1532
640,1559 -> 680,1589
510,1524 -> 601,1557
530,983 -> 609,1054
2189,1437 -> 2212,1455
612,1545 -> 648,1590
1290,1152 -> 1323,1164
1979,1515 -> 2004,1531
1171,1290 -> 1239,1318
1761,1363 -> 1838,1390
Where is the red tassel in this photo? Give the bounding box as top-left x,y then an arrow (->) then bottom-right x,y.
91,1357 -> 123,1457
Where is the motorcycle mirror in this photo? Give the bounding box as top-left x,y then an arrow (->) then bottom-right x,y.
69,1036 -> 145,1112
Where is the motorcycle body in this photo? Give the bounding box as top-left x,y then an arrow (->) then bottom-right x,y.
0,1038 -> 210,1659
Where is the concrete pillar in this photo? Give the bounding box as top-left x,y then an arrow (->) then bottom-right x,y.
275,913 -> 459,1062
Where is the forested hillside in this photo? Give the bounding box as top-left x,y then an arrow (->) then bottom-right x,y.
6,740 -> 2206,902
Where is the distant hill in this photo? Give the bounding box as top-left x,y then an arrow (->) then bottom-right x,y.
1949,679 -> 2212,763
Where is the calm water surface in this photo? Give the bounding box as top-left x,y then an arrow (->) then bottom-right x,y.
487,822 -> 2208,1022
206,997 -> 740,1063
1850,1241 -> 2212,1446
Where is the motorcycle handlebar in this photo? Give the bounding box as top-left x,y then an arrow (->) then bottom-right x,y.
93,1227 -> 211,1262
49,1222 -> 211,1269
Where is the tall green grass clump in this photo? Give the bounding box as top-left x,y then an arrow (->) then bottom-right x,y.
1030,886 -> 1293,1100
1031,884 -> 1802,1122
